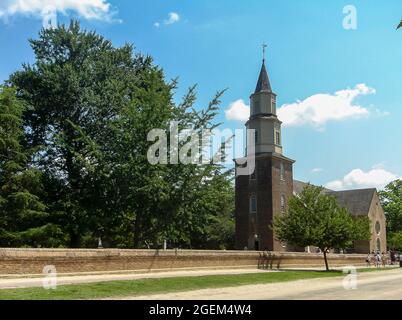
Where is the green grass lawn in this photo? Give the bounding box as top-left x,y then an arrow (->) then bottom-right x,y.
0,268 -> 396,300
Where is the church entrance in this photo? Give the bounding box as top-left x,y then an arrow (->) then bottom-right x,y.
254,241 -> 260,251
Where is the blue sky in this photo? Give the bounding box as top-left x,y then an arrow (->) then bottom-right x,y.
0,0 -> 401,190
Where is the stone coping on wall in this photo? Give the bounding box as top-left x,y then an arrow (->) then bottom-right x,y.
0,248 -> 366,257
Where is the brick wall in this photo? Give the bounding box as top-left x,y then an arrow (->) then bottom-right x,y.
0,249 -> 367,275
235,154 -> 294,251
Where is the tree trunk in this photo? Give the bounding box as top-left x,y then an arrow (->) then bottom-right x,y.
323,249 -> 329,271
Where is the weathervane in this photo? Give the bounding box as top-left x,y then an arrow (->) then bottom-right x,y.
262,43 -> 268,62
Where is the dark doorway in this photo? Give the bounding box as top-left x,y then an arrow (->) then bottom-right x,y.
254,241 -> 260,251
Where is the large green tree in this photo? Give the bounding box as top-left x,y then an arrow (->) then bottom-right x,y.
388,231 -> 402,250
0,86 -> 65,247
379,180 -> 402,249
10,21 -> 235,249
76,81 -> 235,249
273,185 -> 371,271
10,21 -> 147,247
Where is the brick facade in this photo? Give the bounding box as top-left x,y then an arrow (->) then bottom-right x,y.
235,59 -> 297,251
235,154 -> 294,251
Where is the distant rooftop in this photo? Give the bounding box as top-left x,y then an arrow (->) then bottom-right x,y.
327,189 -> 376,217
293,180 -> 376,217
293,180 -> 332,195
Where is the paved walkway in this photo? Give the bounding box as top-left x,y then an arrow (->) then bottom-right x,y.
127,268 -> 402,300
0,269 -> 269,289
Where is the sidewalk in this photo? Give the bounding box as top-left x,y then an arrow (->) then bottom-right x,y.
0,268 -> 269,289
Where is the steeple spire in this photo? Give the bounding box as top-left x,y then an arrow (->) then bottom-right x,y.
255,44 -> 272,93
262,43 -> 267,63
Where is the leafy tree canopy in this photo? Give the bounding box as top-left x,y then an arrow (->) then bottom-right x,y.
388,231 -> 402,250
379,180 -> 402,251
273,185 -> 370,270
0,86 -> 65,247
8,20 -> 234,249
379,180 -> 402,234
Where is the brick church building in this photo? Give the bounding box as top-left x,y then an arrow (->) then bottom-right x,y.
234,57 -> 387,254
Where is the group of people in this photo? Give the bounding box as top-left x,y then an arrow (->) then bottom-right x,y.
366,251 -> 389,268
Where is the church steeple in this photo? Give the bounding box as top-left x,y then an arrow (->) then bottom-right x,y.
235,48 -> 295,253
247,46 -> 282,155
255,60 -> 272,93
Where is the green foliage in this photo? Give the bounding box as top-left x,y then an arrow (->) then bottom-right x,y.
397,20 -> 402,29
387,231 -> 402,250
8,20 -> 235,249
0,86 -> 64,247
379,180 -> 402,236
273,185 -> 371,270
10,21 -> 145,247
380,180 -> 402,251
187,171 -> 235,250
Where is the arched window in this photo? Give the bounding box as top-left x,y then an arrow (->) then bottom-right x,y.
280,162 -> 285,181
250,196 -> 257,214
375,221 -> 381,235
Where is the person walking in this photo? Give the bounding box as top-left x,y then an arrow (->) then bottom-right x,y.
376,252 -> 381,268
366,253 -> 372,267
382,252 -> 388,268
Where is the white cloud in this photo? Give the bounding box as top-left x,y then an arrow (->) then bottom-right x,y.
154,12 -> 180,28
225,99 -> 250,122
224,84 -> 382,130
325,165 -> 400,191
164,12 -> 179,25
311,168 -> 324,174
375,108 -> 391,117
0,0 -> 118,23
278,84 -> 374,130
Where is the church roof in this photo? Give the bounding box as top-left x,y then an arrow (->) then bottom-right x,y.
293,180 -> 308,195
326,189 -> 376,217
293,180 -> 332,194
255,60 -> 272,93
293,180 -> 376,217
